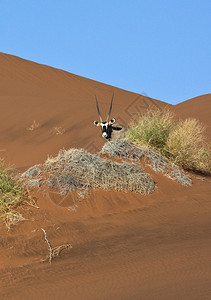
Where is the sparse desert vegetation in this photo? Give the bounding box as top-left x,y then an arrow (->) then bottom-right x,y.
53,126 -> 66,135
27,120 -> 40,131
0,160 -> 29,229
0,52 -> 211,299
166,118 -> 211,174
101,139 -> 192,186
22,148 -> 155,196
3,109 -> 209,228
125,109 -> 211,175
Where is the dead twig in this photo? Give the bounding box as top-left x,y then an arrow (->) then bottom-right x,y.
195,176 -> 205,181
27,197 -> 40,209
41,228 -> 72,264
41,228 -> 53,263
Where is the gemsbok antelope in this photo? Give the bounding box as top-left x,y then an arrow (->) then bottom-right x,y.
93,95 -> 123,140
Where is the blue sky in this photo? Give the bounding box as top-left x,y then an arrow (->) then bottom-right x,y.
0,0 -> 210,104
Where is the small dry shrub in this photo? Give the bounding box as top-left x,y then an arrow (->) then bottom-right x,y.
53,127 -> 65,135
27,120 -> 40,131
1,211 -> 25,231
101,139 -> 144,160
23,149 -> 155,195
102,139 -> 192,186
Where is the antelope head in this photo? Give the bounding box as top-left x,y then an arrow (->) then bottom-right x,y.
93,94 -> 116,140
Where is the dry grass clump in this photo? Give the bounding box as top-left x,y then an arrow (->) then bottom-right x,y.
101,139 -> 144,161
23,148 -> 155,195
53,127 -> 66,135
166,119 -> 211,174
102,139 -> 192,186
27,120 -> 40,131
45,149 -> 155,194
1,211 -> 25,231
143,148 -> 192,185
125,109 -> 211,175
0,159 -> 29,229
125,109 -> 175,156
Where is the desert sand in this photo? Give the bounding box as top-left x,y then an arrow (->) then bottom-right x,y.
0,52 -> 211,300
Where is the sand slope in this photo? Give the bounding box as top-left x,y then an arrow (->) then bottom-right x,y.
0,53 -> 211,300
0,52 -> 168,168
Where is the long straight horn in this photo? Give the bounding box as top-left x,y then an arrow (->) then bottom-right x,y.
106,94 -> 114,122
95,95 -> 103,123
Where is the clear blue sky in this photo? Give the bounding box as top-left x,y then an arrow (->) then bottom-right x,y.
1,0 -> 210,104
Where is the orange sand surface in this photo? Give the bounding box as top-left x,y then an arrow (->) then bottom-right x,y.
0,53 -> 211,300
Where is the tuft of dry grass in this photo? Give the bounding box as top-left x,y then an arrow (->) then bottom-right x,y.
27,120 -> 40,131
101,139 -> 192,186
53,127 -> 66,135
1,211 -> 25,231
166,118 -> 211,174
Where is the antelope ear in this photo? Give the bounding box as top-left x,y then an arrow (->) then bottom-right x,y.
109,118 -> 116,125
93,121 -> 100,126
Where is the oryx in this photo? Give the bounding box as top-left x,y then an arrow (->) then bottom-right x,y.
93,94 -> 118,140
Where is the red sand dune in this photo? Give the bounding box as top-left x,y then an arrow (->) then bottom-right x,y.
0,53 -> 211,300
0,52 -> 169,168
